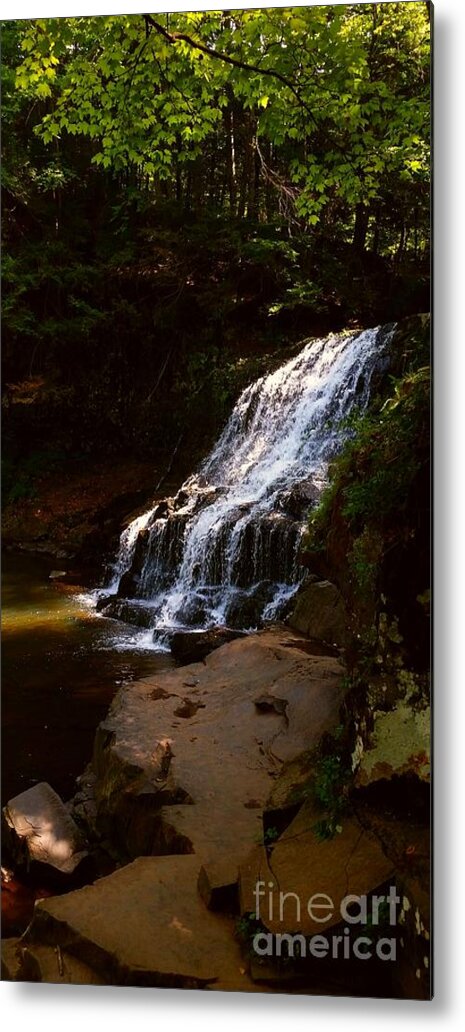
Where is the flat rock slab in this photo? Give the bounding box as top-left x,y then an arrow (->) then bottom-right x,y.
240,801 -> 395,936
25,855 -> 254,990
3,782 -> 88,874
92,627 -> 345,868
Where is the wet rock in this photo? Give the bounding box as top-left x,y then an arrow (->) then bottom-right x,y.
169,626 -> 246,664
264,749 -> 316,834
152,498 -> 174,519
95,592 -> 116,612
116,569 -> 140,598
225,582 -> 276,629
277,478 -> 322,520
2,783 -> 88,876
173,594 -> 209,626
173,488 -> 190,509
288,579 -> 348,646
174,485 -> 220,515
99,598 -> 155,628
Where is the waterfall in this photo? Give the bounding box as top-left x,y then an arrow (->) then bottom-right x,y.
99,325 -> 393,647
106,510 -> 154,593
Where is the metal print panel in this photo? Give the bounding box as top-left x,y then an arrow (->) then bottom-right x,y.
1,2 -> 432,1000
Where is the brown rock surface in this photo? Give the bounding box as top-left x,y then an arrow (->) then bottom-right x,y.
240,800 -> 395,936
169,627 -> 246,664
4,627 -> 352,991
92,627 -> 345,867
19,944 -> 106,985
288,580 -> 347,646
1,938 -> 23,981
24,855 -> 255,990
198,860 -> 239,911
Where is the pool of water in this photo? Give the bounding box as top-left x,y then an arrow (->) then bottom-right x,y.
1,551 -> 173,806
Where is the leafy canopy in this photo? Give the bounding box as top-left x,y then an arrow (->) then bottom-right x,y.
11,5 -> 430,223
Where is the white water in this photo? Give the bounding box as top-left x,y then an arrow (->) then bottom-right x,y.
104,325 -> 392,647
107,510 -> 154,593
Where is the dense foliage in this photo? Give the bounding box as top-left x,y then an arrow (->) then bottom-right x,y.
1,5 -> 430,490
305,315 -> 430,673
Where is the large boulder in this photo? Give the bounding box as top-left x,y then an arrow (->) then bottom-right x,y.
91,627 -> 345,866
2,783 -> 88,876
288,578 -> 348,646
169,626 -> 246,664
225,582 -> 276,628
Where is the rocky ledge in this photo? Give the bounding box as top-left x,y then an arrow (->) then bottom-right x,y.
2,625 -> 430,997
89,627 -> 346,863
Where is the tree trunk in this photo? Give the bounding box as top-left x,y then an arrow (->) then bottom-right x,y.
352,203 -> 370,253
224,97 -> 237,213
245,116 -> 257,219
371,204 -> 381,255
396,221 -> 406,263
265,141 -> 274,221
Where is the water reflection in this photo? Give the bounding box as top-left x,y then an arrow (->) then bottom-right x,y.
1,552 -> 173,805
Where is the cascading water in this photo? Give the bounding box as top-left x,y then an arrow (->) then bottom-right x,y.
98,324 -> 393,649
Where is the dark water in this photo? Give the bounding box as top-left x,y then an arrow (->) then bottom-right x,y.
1,551 -> 173,807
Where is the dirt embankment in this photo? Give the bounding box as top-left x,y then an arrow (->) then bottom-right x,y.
2,459 -> 169,569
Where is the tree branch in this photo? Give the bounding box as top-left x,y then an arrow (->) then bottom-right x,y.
143,14 -> 319,128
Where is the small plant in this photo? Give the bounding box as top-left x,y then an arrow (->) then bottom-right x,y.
235,911 -> 263,956
263,826 -> 279,846
311,750 -> 351,841
313,817 -> 343,842
256,824 -> 280,848
349,527 -> 383,595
